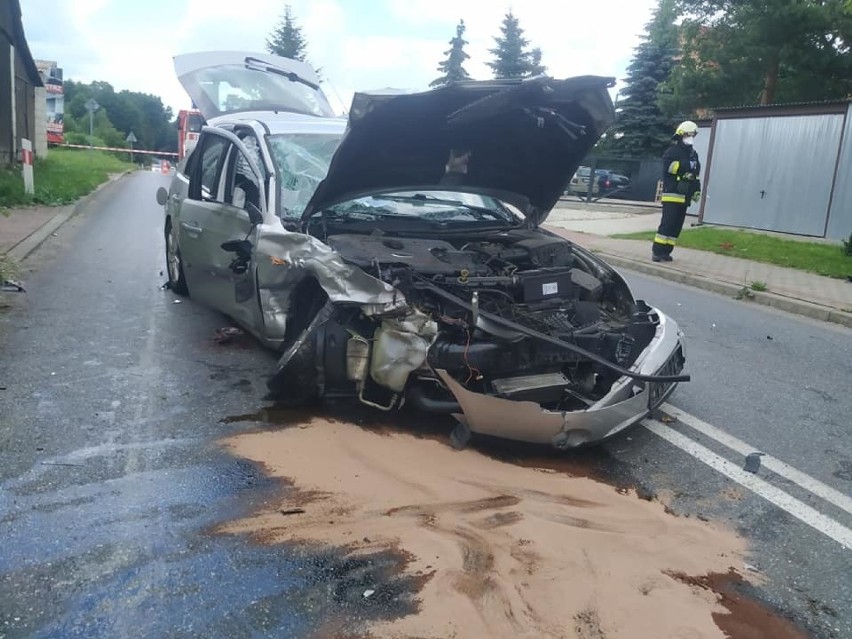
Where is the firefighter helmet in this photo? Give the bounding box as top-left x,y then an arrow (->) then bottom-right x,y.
675,120 -> 699,137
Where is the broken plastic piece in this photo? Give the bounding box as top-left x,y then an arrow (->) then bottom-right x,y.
213,326 -> 245,345
363,589 -> 375,598
744,452 -> 764,474
450,421 -> 472,450
1,280 -> 25,293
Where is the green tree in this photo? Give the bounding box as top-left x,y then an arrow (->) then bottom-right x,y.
530,47 -> 547,76
487,11 -> 541,78
662,0 -> 852,113
603,0 -> 680,158
430,20 -> 472,87
62,79 -> 176,153
266,4 -> 308,61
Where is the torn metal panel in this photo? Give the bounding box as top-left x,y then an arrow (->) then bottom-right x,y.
255,227 -> 406,338
437,370 -> 650,448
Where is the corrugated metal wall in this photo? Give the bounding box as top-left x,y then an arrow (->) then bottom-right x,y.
691,125 -> 711,212
826,104 -> 852,241
703,113 -> 845,236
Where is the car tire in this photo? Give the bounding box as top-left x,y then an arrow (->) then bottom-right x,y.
165,220 -> 189,296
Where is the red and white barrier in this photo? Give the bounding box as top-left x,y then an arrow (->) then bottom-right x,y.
21,139 -> 34,195
53,143 -> 178,157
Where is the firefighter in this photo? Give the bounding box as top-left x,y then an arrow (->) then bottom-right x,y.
653,121 -> 701,262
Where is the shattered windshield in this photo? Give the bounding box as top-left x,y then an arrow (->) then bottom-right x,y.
267,134 -> 342,219
324,191 -> 518,225
181,64 -> 335,118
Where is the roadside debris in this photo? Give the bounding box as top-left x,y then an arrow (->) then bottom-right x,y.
736,287 -> 755,300
213,326 -> 246,345
280,508 -> 305,516
363,589 -> 375,599
744,452 -> 765,474
1,280 -> 26,293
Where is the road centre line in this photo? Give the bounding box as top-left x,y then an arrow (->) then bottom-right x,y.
660,403 -> 852,518
643,418 -> 852,551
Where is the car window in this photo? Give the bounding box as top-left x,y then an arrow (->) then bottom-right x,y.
266,133 -> 342,219
225,133 -> 266,211
195,135 -> 228,200
180,64 -> 335,119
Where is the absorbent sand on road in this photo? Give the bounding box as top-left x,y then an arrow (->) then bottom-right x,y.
214,417 -> 772,639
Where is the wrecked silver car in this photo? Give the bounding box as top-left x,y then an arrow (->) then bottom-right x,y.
158,51 -> 688,449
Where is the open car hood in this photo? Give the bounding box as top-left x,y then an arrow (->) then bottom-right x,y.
173,51 -> 335,121
302,76 -> 615,224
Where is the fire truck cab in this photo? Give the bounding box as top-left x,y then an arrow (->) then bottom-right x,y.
177,108 -> 204,161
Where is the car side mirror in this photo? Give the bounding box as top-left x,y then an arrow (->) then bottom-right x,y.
156,187 -> 168,206
246,201 -> 263,226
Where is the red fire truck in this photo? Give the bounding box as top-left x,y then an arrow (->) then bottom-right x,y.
177,108 -> 204,161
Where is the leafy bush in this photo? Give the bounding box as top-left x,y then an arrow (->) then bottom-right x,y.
842,232 -> 852,257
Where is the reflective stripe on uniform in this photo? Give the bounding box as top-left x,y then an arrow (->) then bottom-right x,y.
661,192 -> 686,203
654,234 -> 677,246
667,161 -> 680,175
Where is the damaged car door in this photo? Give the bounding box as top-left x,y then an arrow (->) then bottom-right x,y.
177,128 -> 267,323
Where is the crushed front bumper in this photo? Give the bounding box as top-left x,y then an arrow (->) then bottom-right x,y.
437,310 -> 685,449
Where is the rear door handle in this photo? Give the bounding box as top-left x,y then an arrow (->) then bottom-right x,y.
180,222 -> 203,237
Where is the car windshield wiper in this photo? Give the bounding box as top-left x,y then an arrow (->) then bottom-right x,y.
321,209 -> 432,224
379,194 -> 514,223
244,56 -> 319,90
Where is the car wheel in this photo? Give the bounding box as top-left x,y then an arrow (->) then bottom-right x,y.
165,220 -> 189,296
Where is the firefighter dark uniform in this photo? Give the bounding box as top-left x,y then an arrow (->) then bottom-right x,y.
653,121 -> 701,261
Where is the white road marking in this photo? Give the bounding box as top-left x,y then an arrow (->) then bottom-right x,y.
643,418 -> 852,551
660,403 -> 852,518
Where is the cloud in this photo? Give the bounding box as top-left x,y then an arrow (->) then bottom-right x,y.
20,0 -> 656,119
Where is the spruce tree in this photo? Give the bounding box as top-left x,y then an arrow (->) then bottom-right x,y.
430,20 -> 472,87
529,47 -> 547,76
487,11 -> 534,79
607,0 -> 679,158
266,5 -> 308,61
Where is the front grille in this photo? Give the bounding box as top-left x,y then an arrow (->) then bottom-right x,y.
647,346 -> 684,409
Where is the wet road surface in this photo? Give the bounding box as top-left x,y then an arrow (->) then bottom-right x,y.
1,171 -> 850,637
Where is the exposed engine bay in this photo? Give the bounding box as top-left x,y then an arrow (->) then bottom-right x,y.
271,226 -> 682,423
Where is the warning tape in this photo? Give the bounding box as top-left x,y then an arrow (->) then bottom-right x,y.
52,143 -> 179,157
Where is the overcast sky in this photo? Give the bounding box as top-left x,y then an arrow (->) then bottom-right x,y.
21,0 -> 656,117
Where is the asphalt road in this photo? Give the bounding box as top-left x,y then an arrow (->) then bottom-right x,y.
1,171 -> 850,638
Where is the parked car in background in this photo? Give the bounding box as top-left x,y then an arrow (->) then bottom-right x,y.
157,51 -> 688,450
567,166 -> 600,195
567,166 -> 631,198
596,169 -> 630,193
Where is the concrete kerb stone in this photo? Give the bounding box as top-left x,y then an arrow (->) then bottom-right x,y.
5,171 -> 131,263
597,251 -> 852,330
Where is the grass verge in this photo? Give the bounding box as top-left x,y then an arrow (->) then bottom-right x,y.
0,253 -> 18,282
0,148 -> 133,209
612,227 -> 852,280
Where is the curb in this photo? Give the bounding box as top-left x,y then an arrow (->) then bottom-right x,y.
5,171 -> 131,263
599,252 -> 852,330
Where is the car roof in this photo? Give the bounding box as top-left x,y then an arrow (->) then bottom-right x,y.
209,111 -> 347,136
